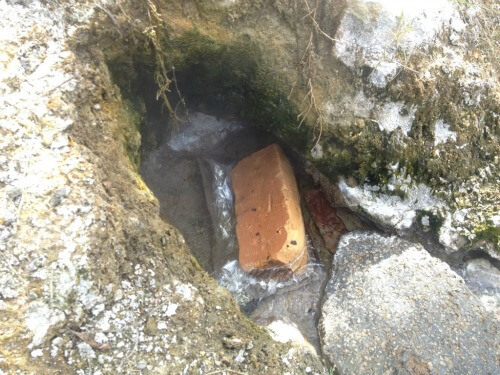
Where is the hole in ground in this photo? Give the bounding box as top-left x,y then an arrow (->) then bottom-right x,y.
140,116 -> 280,274
129,62 -> 331,275
107,56 -> 370,356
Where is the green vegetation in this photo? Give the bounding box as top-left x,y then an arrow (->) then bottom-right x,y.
119,99 -> 144,171
474,222 -> 500,252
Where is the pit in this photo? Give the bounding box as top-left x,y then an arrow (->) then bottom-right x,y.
105,33 -> 374,356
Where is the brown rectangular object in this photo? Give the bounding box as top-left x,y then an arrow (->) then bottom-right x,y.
231,144 -> 307,276
305,189 -> 347,253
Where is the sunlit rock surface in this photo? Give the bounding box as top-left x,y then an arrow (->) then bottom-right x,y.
320,232 -> 499,374
334,0 -> 458,87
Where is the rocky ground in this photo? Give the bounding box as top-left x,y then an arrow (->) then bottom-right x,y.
0,1 -> 324,373
1,0 -> 499,374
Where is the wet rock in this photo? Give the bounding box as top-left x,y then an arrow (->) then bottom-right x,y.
232,144 -> 307,276
305,189 -> 346,253
338,177 -> 441,231
335,207 -> 373,232
266,320 -> 316,355
320,231 -> 499,374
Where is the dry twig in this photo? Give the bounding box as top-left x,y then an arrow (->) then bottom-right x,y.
71,330 -> 111,351
142,0 -> 185,124
302,0 -> 340,43
298,0 -> 336,149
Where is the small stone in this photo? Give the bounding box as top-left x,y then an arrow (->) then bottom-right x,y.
47,95 -> 63,110
346,177 -> 357,188
223,336 -> 245,350
311,143 -> 323,159
355,118 -> 365,128
165,303 -> 178,317
221,356 -> 231,366
31,349 -> 43,358
306,189 -> 347,253
49,187 -> 70,207
42,132 -> 53,147
113,289 -> 123,302
144,316 -> 158,336
421,215 -> 430,227
234,349 -> 245,364
161,235 -> 168,246
250,353 -> 259,369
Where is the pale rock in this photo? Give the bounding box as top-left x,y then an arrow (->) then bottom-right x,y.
338,178 -> 441,231
320,232 -> 499,374
334,0 -> 458,87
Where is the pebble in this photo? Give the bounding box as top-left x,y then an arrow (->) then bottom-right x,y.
31,349 -> 43,358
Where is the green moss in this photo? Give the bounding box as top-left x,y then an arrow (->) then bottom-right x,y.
190,255 -> 204,272
167,29 -> 445,188
105,21 -> 497,203
473,222 -> 500,251
119,99 -> 144,171
105,26 -> 420,185
314,148 -> 353,181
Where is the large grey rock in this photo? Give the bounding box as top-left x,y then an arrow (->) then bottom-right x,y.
320,232 -> 499,374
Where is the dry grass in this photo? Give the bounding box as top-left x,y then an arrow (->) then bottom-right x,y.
476,1 -> 500,75
98,0 -> 185,123
458,0 -> 500,77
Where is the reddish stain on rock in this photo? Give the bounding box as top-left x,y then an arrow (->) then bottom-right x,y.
231,144 -> 307,276
306,189 -> 347,253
